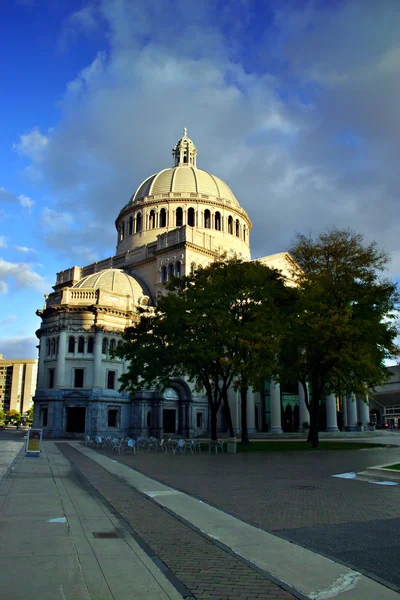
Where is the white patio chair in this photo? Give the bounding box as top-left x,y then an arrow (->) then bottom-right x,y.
192,439 -> 201,453
173,439 -> 186,454
184,440 -> 194,455
126,439 -> 136,454
165,438 -> 177,454
112,438 -> 122,455
84,435 -> 91,446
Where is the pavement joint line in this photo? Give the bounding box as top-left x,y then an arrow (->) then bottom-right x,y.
47,450 -> 116,600
69,441 -> 400,600
67,443 -> 309,600
56,443 -> 194,600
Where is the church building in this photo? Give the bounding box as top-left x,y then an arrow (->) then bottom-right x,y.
33,130 -> 372,437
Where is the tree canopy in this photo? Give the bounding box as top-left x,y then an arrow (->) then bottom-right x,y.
282,228 -> 399,447
116,257 -> 293,441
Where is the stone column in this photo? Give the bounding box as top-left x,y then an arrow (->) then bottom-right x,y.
93,331 -> 103,389
325,394 -> 339,432
270,381 -> 283,434
246,389 -> 257,434
298,382 -> 310,430
55,330 -> 67,388
37,336 -> 46,389
357,396 -> 370,427
346,394 -> 357,431
228,388 -> 240,434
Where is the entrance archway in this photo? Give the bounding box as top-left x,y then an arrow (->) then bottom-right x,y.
66,407 -> 86,433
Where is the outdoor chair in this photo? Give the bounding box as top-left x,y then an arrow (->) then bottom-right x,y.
112,438 -> 122,455
126,439 -> 136,454
184,440 -> 194,454
94,436 -> 103,450
208,440 -> 225,454
84,435 -> 91,447
191,439 -> 201,453
165,438 -> 177,454
173,439 -> 186,454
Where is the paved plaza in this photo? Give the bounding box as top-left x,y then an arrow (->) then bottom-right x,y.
1,430 -> 400,599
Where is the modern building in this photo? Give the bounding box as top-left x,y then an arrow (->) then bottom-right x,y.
33,130 -> 374,437
0,354 -> 37,415
370,364 -> 400,427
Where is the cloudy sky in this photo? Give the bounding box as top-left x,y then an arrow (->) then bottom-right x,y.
1,0 -> 399,359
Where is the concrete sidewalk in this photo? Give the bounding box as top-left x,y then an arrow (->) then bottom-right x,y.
71,442 -> 400,600
0,441 -> 183,600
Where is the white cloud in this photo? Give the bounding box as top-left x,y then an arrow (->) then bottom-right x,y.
0,336 -> 38,359
14,246 -> 36,254
41,207 -> 74,230
67,51 -> 107,95
13,127 -> 49,160
18,194 -> 34,209
0,258 -> 48,294
0,236 -> 7,248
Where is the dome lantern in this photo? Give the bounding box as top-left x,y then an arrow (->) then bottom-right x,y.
172,127 -> 197,167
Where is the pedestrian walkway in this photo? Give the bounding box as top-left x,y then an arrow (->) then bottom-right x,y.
0,438 -> 24,480
0,441 -> 183,600
70,441 -> 400,600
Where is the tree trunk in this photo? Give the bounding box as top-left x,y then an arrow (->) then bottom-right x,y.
210,403 -> 218,441
240,384 -> 250,444
222,388 -> 235,437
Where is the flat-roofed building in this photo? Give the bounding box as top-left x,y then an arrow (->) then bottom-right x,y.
0,354 -> 38,415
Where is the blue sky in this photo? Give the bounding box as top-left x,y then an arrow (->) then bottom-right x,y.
1,0 -> 400,359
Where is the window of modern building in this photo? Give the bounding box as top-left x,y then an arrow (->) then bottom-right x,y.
107,370 -> 116,390
87,337 -> 94,353
78,336 -> 85,353
228,215 -> 233,234
107,408 -> 119,427
215,211 -> 221,231
188,207 -> 195,227
74,369 -> 84,388
68,336 -> 75,353
136,212 -> 142,232
149,209 -> 156,229
48,368 -> 55,389
197,412 -> 203,428
176,207 -> 183,227
159,208 -> 167,227
102,338 -> 108,355
204,209 -> 211,228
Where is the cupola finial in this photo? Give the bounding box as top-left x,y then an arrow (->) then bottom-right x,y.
172,129 -> 197,167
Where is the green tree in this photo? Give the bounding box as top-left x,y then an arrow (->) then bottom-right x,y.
116,258 -> 292,442
282,229 -> 399,448
6,409 -> 21,424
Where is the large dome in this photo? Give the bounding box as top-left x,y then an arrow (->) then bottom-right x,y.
131,167 -> 239,207
73,269 -> 150,302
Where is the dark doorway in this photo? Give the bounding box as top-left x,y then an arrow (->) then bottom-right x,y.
66,407 -> 86,433
163,409 -> 176,434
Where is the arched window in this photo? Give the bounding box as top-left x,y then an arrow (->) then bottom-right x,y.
118,225 -> 123,242
46,338 -> 50,357
159,208 -> 167,227
190,262 -> 196,275
204,209 -> 211,229
149,210 -> 156,229
188,207 -> 195,227
236,219 -> 240,237
228,215 -> 233,234
161,266 -> 167,282
102,338 -> 108,355
68,336 -> 75,353
128,216 -> 133,235
147,411 -> 151,426
175,261 -> 182,278
176,207 -> 183,227
109,339 -> 116,352
121,222 -> 125,240
136,213 -> 142,233
50,338 -> 55,356
215,211 -> 221,231
117,340 -> 123,349
78,336 -> 85,353
55,338 -> 59,355
243,225 -> 246,242
168,263 -> 174,279
87,337 -> 94,353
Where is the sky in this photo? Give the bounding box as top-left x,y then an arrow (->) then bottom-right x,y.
1,0 -> 400,359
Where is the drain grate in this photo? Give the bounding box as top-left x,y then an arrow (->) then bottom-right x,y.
291,485 -> 317,490
92,531 -> 122,539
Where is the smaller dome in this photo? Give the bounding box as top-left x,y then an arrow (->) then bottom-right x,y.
73,269 -> 150,303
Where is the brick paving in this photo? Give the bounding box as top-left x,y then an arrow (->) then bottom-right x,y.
58,444 -> 296,600
98,444 -> 400,531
